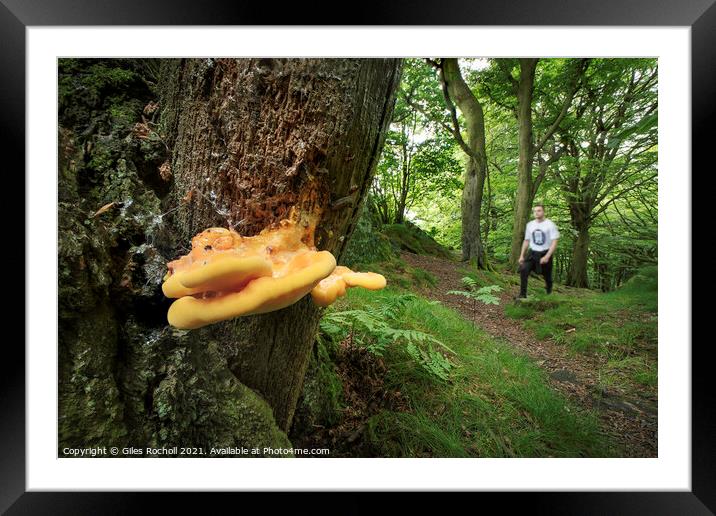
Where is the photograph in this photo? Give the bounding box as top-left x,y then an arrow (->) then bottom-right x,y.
57,56 -> 658,459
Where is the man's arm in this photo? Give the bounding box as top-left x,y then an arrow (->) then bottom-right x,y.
519,239 -> 529,264
541,238 -> 559,264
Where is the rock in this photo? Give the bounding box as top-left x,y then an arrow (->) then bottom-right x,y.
550,369 -> 579,384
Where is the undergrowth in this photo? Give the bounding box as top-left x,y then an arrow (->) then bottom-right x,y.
503,266 -> 658,393
319,287 -> 618,457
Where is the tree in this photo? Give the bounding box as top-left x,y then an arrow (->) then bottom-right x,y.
554,59 -> 657,287
371,59 -> 463,228
58,58 -> 401,453
371,110 -> 461,225
163,58 -> 401,429
432,58 -> 490,267
371,100 -> 423,225
484,58 -> 589,269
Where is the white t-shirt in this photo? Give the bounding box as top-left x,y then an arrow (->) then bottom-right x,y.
524,218 -> 560,252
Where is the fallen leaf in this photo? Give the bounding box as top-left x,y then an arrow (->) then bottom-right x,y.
91,202 -> 116,218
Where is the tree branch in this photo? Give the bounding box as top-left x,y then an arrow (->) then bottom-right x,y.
533,59 -> 589,154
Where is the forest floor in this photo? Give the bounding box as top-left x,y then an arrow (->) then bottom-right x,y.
399,251 -> 657,457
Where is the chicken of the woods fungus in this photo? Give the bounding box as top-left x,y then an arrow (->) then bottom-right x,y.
162,220 -> 386,329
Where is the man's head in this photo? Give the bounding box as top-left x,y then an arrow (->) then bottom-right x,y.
533,203 -> 545,221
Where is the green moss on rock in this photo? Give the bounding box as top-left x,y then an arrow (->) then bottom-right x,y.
382,221 -> 454,259
342,204 -> 397,267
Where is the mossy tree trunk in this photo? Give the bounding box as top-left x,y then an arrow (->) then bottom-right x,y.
57,58 -> 400,454
567,213 -> 591,288
159,58 -> 401,431
509,59 -> 538,270
439,58 -> 489,268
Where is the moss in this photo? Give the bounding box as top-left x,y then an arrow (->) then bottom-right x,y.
218,381 -> 294,456
382,222 -> 453,259
108,98 -> 144,131
115,323 -> 292,456
291,339 -> 344,436
58,59 -> 292,457
342,204 -> 397,267
58,303 -> 128,450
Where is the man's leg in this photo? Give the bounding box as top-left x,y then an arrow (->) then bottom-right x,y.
543,254 -> 554,294
519,257 -> 533,298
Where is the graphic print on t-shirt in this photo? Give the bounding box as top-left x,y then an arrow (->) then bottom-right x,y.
532,228 -> 545,246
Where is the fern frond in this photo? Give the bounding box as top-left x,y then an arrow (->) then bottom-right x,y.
319,298 -> 456,380
461,276 -> 479,290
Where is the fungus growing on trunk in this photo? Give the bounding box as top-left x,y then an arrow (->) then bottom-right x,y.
163,222 -> 335,329
311,266 -> 387,307
162,220 -> 386,329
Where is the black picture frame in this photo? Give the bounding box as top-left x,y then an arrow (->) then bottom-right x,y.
4,0 -> 711,513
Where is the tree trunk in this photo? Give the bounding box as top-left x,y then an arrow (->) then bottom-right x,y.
161,58 -> 401,431
460,157 -> 487,265
442,58 -> 489,267
509,59 -> 538,269
394,125 -> 409,224
567,221 -> 591,288
57,58 -> 400,455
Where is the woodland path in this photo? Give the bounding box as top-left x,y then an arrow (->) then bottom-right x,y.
400,251 -> 657,458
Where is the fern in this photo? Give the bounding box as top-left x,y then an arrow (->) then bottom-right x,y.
406,342 -> 452,381
319,294 -> 456,381
461,276 -> 479,290
447,278 -> 502,324
448,278 -> 501,304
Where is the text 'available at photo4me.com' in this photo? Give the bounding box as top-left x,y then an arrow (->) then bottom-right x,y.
61,446 -> 331,457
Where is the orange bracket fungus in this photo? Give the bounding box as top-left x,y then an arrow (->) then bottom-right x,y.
162,220 -> 386,329
310,266 -> 387,307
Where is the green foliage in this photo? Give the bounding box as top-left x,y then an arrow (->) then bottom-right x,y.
320,293 -> 456,381
342,203 -> 397,267
504,266 -> 657,395
411,267 -> 438,287
405,342 -> 453,381
447,277 -> 502,305
330,288 -> 616,457
382,221 -> 454,258
504,304 -> 533,320
371,59 -> 463,226
376,57 -> 657,290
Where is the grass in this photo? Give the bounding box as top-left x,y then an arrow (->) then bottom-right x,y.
323,287 -> 619,457
502,266 -> 658,393
354,257 -> 438,291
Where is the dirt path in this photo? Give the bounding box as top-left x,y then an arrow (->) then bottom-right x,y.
400,251 -> 657,457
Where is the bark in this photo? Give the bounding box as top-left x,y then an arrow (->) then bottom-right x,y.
567,217 -> 591,288
160,58 -> 401,431
441,58 -> 489,267
58,59 -> 294,455
394,132 -> 410,223
509,59 -> 538,269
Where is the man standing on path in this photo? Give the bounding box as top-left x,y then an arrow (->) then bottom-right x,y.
517,203 -> 560,299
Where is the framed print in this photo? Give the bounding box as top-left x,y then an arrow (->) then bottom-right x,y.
3,0 -> 712,512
